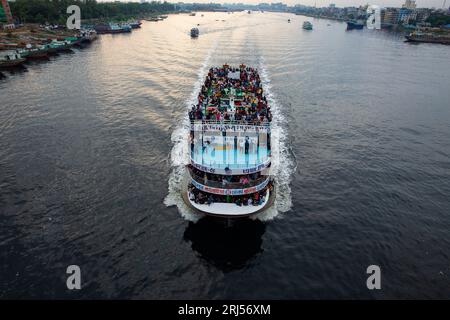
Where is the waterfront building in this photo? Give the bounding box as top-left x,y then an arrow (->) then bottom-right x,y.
381,8 -> 401,26
403,0 -> 417,10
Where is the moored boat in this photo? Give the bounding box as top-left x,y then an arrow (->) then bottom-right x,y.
80,29 -> 98,43
49,40 -> 73,52
94,23 -> 132,34
303,21 -> 313,30
347,20 -> 365,30
405,31 -> 450,45
129,20 -> 142,29
184,64 -> 274,218
65,36 -> 82,47
0,50 -> 26,69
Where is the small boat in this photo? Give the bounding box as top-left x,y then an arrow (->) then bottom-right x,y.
159,15 -> 168,19
146,17 -> 159,22
189,12 -> 196,16
129,21 -> 142,29
94,23 -> 131,34
80,29 -> 98,43
65,36 -> 82,47
346,20 -> 364,30
46,40 -> 73,53
405,31 -> 450,45
190,27 -> 199,38
303,21 -> 313,30
111,23 -> 132,33
18,45 -> 49,60
0,50 -> 26,69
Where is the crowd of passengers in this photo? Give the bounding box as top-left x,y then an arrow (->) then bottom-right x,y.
188,182 -> 273,207
188,64 -> 272,124
189,165 -> 267,187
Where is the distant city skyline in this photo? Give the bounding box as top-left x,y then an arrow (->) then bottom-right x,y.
103,0 -> 448,9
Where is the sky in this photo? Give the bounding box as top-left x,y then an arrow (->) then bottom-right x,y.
101,0 -> 448,8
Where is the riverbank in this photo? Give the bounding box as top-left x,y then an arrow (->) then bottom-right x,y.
0,24 -> 78,50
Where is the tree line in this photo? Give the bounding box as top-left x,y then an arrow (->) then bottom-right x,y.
10,0 -> 176,24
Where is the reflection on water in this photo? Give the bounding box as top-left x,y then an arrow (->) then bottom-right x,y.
184,217 -> 265,272
0,11 -> 450,299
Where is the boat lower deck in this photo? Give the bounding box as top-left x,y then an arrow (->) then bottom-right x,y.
183,189 -> 275,218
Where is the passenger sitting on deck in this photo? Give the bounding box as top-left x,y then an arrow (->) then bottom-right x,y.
259,195 -> 265,205
254,192 -> 260,205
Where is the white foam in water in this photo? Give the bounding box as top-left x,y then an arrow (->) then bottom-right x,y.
256,60 -> 295,221
164,45 -> 217,222
165,53 -> 295,221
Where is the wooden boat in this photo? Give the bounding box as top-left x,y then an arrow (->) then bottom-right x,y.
129,21 -> 142,29
19,45 -> 49,60
80,29 -> 98,43
0,50 -> 26,69
405,31 -> 450,45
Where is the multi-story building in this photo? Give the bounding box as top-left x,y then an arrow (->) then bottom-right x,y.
382,8 -> 400,26
403,0 -> 417,10
399,8 -> 416,24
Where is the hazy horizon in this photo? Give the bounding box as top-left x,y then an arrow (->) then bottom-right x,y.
97,0 -> 448,9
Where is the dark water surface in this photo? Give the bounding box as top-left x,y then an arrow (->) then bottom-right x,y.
1,12 -> 450,299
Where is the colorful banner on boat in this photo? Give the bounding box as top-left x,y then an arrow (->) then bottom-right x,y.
191,177 -> 270,196
190,158 -> 271,175
191,123 -> 270,133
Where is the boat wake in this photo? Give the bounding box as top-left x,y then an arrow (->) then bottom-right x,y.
164,45 -> 217,222
165,52 -> 295,222
256,60 -> 295,221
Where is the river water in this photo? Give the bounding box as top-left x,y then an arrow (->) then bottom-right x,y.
1,12 -> 449,299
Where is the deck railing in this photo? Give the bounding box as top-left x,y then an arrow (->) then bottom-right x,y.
188,166 -> 269,189
190,119 -> 271,127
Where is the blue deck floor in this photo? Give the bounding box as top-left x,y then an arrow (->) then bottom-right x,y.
191,144 -> 270,169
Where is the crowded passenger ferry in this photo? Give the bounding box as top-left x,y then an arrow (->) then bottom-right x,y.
183,64 -> 274,218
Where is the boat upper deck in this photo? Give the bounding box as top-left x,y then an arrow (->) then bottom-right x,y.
188,64 -> 272,125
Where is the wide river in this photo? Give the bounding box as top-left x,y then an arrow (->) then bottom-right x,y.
1,12 -> 449,299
